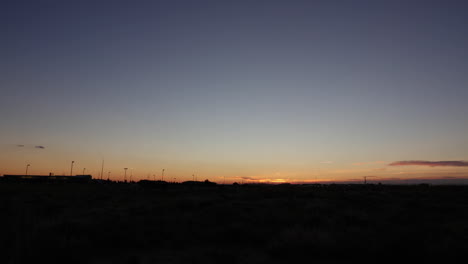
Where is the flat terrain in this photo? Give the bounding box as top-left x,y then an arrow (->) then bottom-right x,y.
1,182 -> 467,264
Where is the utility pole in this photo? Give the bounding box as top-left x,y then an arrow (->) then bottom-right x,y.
82,168 -> 86,175
124,168 -> 128,182
70,161 -> 75,176
25,164 -> 30,176
161,169 -> 165,181
100,159 -> 104,180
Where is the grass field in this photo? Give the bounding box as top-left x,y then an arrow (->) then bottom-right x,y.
1,182 -> 467,263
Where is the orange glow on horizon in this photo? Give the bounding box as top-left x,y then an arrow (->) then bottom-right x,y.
1,147 -> 468,184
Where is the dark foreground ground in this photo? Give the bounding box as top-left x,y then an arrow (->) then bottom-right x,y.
1,182 -> 467,264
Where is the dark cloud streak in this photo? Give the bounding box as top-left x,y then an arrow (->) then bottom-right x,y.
14,144 -> 45,149
389,160 -> 468,167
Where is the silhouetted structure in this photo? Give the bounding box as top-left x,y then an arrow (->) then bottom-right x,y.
181,180 -> 216,186
2,174 -> 92,183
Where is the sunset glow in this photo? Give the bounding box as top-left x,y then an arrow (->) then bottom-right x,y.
1,1 -> 467,184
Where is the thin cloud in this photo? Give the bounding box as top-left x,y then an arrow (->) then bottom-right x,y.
14,144 -> 45,149
389,160 -> 468,167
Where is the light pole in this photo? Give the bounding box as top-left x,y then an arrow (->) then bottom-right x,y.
108,171 -> 111,181
161,169 -> 165,181
26,164 -> 30,176
124,168 -> 128,182
82,168 -> 86,175
70,161 -> 75,176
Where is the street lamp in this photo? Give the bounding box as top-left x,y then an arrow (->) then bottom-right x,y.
108,171 -> 111,181
124,168 -> 128,182
70,161 -> 75,176
26,164 -> 30,176
82,168 -> 86,175
162,169 -> 165,181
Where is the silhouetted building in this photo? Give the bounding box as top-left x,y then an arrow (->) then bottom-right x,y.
2,174 -> 92,182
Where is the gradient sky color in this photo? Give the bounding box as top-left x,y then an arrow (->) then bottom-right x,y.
2,0 -> 468,183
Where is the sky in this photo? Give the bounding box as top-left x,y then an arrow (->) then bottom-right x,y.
1,0 -> 467,183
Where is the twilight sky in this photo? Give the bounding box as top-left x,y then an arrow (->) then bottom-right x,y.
1,0 -> 467,183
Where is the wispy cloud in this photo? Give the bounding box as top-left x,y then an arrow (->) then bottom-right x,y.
14,144 -> 46,149
389,160 -> 468,167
